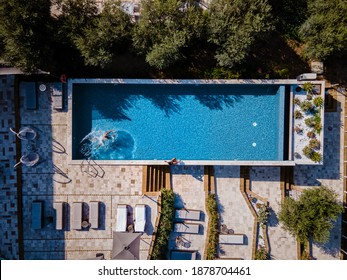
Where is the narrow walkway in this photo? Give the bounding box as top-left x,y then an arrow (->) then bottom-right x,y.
250,167 -> 297,259
168,166 -> 206,259
214,166 -> 253,260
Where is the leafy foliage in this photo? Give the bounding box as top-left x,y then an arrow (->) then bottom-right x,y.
258,204 -> 270,225
74,2 -> 133,68
133,0 -> 205,69
206,194 -> 219,260
255,245 -> 269,260
313,96 -> 324,108
300,101 -> 314,113
307,131 -> 316,139
0,0 -> 52,72
302,82 -> 314,93
299,0 -> 347,60
311,151 -> 322,163
309,138 -> 320,150
56,0 -> 98,43
302,146 -> 313,158
150,188 -> 175,260
294,110 -> 303,119
268,0 -> 308,39
207,0 -> 274,68
278,186 -> 343,243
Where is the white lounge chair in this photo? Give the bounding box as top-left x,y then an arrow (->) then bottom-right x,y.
89,201 -> 100,229
175,209 -> 201,221
32,201 -> 43,230
134,204 -> 146,232
174,223 -> 200,234
53,202 -> 64,230
115,204 -> 127,232
72,202 -> 83,230
219,234 -> 244,245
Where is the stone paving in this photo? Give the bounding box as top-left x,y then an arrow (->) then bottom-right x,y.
250,167 -> 297,260
214,166 -> 253,260
293,92 -> 344,260
168,165 -> 206,260
0,76 -> 345,260
0,75 -> 19,259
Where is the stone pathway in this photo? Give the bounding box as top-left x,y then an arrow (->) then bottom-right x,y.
250,167 -> 297,260
214,166 -> 253,260
168,165 -> 206,260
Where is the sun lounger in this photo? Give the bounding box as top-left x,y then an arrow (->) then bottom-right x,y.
32,201 -> 44,230
219,234 -> 244,245
89,201 -> 100,229
23,83 -> 37,110
115,204 -> 127,232
53,202 -> 64,230
175,209 -> 201,221
51,82 -> 63,110
174,223 -> 200,234
134,204 -> 146,232
170,250 -> 197,260
72,202 -> 83,230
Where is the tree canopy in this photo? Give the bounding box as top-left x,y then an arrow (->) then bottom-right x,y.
0,0 -> 52,73
299,0 -> 347,60
278,186 -> 343,244
133,0 -> 204,69
74,2 -> 133,68
207,0 -> 274,68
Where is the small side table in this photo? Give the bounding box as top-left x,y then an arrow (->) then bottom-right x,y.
82,221 -> 90,229
127,224 -> 134,232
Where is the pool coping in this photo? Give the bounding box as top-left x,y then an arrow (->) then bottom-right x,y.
67,79 -> 325,166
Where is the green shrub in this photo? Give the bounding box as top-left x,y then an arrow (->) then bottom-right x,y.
258,204 -> 270,225
303,146 -> 313,158
314,113 -> 322,134
293,97 -> 301,105
150,189 -> 175,260
309,139 -> 320,150
301,250 -> 312,260
206,194 -> 219,260
307,131 -> 316,138
294,126 -> 303,134
305,117 -> 315,127
313,96 -> 324,108
302,82 -> 314,93
310,151 -> 322,163
300,100 -> 314,113
255,245 -> 269,260
306,93 -> 312,100
294,110 -> 303,119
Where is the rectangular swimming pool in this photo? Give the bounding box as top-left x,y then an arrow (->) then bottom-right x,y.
71,80 -> 287,161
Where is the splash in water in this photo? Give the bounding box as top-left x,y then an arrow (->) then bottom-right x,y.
80,129 -> 117,158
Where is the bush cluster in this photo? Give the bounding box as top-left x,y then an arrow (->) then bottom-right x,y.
150,188 -> 175,260
206,194 -> 219,260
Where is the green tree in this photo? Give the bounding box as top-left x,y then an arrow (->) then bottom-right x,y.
74,2 -> 133,68
299,0 -> 347,60
278,186 -> 343,243
56,0 -> 98,45
207,0 -> 274,68
0,0 -> 52,72
133,0 -> 204,69
268,0 -> 308,39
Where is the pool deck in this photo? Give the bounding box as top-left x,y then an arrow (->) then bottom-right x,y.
0,75 -> 344,260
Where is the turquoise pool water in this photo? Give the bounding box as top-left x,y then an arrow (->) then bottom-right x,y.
72,83 -> 285,161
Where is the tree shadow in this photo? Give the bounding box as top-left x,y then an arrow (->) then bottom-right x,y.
268,207 -> 279,227
312,217 -> 342,258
